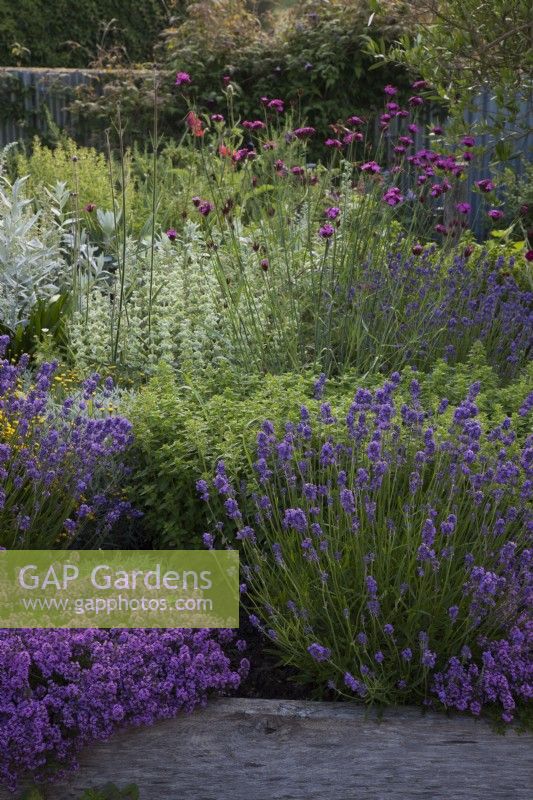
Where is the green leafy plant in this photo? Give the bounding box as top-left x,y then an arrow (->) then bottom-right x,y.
70,0 -> 410,146
365,0 -> 532,143
16,137 -> 132,219
124,345 -> 532,548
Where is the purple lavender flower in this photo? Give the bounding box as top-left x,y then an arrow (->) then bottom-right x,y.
224,498 -> 242,520
422,650 -> 437,668
196,479 -> 209,502
202,532 -> 215,549
283,508 -> 308,533
340,488 -> 356,515
344,672 -> 367,696
307,643 -> 331,662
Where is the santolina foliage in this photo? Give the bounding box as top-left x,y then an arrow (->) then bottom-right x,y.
201,375 -> 532,721
0,628 -> 249,790
0,336 -> 136,548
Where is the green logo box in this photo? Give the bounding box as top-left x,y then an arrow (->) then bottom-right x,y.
0,550 -> 239,628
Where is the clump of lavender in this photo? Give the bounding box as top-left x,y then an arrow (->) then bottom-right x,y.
0,628 -> 249,790
328,247 -> 532,379
0,336 -> 137,547
201,377 -> 532,722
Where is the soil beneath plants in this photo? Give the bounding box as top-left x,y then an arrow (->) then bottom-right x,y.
235,617 -> 324,701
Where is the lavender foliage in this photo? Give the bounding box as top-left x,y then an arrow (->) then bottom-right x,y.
203,377 -> 532,721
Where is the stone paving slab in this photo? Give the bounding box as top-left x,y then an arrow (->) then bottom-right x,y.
2,699 -> 532,799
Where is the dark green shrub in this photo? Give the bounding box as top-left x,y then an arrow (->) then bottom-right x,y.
0,0 -> 168,67
70,1 -> 411,147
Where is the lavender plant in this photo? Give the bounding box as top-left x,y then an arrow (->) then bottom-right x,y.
0,336 -> 136,548
0,628 -> 249,791
201,375 -> 532,722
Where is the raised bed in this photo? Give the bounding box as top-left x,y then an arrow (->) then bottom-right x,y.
3,699 -> 531,799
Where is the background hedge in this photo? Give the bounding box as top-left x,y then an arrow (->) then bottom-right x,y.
0,0 -> 170,67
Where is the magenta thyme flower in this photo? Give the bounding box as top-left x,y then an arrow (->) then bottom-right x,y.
456,202 -> 471,214
384,84 -> 398,95
488,209 -> 504,220
166,228 -> 177,240
325,206 -> 341,220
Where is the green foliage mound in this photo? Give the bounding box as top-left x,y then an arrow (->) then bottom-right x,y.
124,346 -> 533,549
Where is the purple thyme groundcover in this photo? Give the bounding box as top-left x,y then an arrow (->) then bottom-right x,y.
0,628 -> 249,790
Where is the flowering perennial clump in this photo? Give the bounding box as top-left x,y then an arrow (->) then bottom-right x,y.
201,376 -> 532,722
0,628 -> 249,790
0,336 -> 136,547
